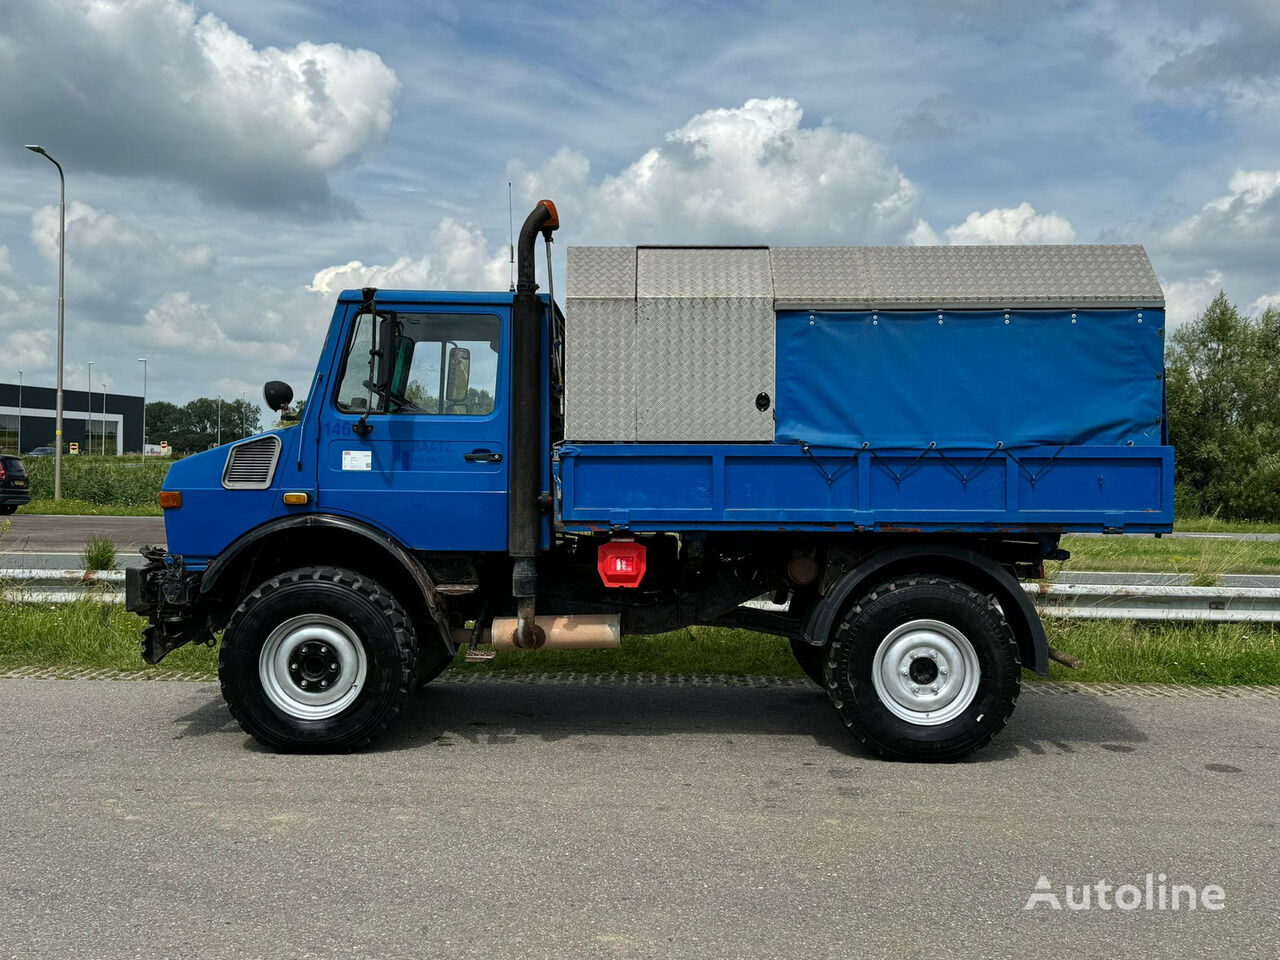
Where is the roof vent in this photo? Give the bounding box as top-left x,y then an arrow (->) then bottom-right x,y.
222,435 -> 281,490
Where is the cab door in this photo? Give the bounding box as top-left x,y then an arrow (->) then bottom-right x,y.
318,302 -> 510,552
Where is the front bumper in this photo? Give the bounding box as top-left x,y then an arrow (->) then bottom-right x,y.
127,546 -> 217,663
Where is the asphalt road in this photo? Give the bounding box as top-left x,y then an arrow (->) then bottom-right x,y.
0,514 -> 164,569
0,677 -> 1275,959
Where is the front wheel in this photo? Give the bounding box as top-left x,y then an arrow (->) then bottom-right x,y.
219,567 -> 416,751
0,505 -> 16,515
823,576 -> 1020,761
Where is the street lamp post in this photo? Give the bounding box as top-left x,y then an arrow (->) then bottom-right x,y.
137,358 -> 147,454
25,145 -> 66,498
87,361 -> 93,456
217,395 -> 222,447
16,370 -> 21,454
240,390 -> 247,438
101,381 -> 108,455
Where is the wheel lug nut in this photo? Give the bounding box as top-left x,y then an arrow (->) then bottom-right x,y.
899,667 -> 909,676
940,666 -> 949,675
319,646 -> 327,655
320,680 -> 327,688
928,651 -> 937,659
930,683 -> 939,692
330,663 -> 338,672
300,680 -> 308,688
290,662 -> 298,671
910,684 -> 919,693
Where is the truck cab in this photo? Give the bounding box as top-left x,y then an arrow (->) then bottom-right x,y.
128,200 -> 1173,760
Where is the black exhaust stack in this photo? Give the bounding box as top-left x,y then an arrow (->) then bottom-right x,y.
510,199 -> 559,648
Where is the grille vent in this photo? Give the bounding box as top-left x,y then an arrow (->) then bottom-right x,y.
221,435 -> 281,490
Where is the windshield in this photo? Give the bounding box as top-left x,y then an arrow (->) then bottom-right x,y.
335,312 -> 499,416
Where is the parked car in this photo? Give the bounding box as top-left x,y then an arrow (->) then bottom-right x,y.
0,455 -> 31,515
25,446 -> 56,457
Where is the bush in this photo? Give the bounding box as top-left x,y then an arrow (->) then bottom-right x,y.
80,536 -> 118,571
23,455 -> 172,506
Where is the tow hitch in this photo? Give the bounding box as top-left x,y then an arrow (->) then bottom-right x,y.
127,546 -> 216,664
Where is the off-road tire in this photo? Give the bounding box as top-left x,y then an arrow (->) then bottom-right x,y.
219,566 -> 415,752
790,638 -> 827,688
823,576 -> 1020,761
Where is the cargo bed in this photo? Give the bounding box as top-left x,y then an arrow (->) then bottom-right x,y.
554,441 -> 1173,534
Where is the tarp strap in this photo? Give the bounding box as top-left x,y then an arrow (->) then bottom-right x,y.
798,441 -> 858,488
797,440 -> 1072,490
932,443 -> 1004,489
1003,442 -> 1070,488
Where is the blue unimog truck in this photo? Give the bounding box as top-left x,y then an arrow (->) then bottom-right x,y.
127,201 -> 1173,760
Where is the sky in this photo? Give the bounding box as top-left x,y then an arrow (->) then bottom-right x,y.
0,0 -> 1277,413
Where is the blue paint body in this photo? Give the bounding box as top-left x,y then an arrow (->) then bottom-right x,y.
775,309 -> 1166,448
162,296 -> 1173,567
557,306 -> 1171,534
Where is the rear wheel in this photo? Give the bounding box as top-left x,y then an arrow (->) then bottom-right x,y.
823,576 -> 1020,761
0,505 -> 16,515
219,566 -> 415,751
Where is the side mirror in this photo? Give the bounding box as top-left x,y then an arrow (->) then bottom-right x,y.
445,346 -> 471,413
263,380 -> 294,412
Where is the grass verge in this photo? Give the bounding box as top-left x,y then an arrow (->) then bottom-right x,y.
1173,517 -> 1280,534
1057,534 -> 1280,577
17,498 -> 163,517
2,601 -> 1277,685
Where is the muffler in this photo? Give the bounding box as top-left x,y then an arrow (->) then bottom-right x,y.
477,614 -> 621,651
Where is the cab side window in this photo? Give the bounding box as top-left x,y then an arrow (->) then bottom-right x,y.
336,312 -> 500,416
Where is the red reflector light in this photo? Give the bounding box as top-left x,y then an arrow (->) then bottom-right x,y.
597,540 -> 647,588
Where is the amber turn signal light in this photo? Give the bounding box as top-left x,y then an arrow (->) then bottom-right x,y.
282,492 -> 311,505
159,491 -> 183,510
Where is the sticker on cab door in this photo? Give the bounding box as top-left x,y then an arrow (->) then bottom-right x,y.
341,450 -> 372,471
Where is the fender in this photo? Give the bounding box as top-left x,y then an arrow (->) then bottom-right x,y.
801,544 -> 1049,676
200,513 -> 454,652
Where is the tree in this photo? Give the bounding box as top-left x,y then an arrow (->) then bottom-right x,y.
145,397 -> 264,453
1166,292 -> 1280,520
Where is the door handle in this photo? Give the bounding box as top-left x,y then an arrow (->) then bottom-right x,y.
464,450 -> 503,463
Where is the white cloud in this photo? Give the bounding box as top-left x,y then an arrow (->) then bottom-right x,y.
140,291 -> 300,364
1164,169 -> 1280,255
913,202 -> 1077,245
308,256 -> 433,299
32,201 -> 214,273
1252,290 -> 1280,314
1,328 -> 52,369
1162,270 -> 1224,329
308,218 -> 509,297
29,201 -> 215,313
906,219 -> 941,245
514,98 -> 919,243
0,0 -> 399,212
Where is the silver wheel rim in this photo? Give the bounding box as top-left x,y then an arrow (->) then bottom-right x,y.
870,619 -> 981,726
259,614 -> 368,720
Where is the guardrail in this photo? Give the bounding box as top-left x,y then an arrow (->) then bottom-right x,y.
1023,581 -> 1280,623
1,570 -> 126,604
4,571 -> 1280,623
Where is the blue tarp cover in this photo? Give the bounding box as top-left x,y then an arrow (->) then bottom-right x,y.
774,309 -> 1165,449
